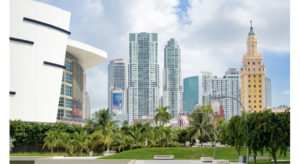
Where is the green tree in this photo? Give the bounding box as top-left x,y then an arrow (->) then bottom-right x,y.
154,106 -> 172,126
161,126 -> 178,147
73,131 -> 90,156
188,106 -> 213,147
42,130 -> 58,153
91,124 -> 114,153
57,132 -> 71,153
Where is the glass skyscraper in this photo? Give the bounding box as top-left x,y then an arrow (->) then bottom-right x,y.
265,76 -> 272,108
128,33 -> 159,125
163,38 -> 182,119
108,59 -> 128,126
183,76 -> 199,112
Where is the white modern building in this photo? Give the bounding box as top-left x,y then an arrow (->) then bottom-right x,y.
201,68 -> 241,120
163,38 -> 183,119
128,33 -> 160,125
9,0 -> 107,123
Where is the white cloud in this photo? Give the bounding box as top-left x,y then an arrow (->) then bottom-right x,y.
39,0 -> 290,113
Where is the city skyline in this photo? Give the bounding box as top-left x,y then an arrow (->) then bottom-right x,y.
36,0 -> 290,114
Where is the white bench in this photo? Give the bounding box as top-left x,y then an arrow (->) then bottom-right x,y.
154,155 -> 174,160
200,157 -> 214,162
212,160 -> 230,164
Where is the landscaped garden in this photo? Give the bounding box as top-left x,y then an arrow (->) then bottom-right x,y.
10,105 -> 290,164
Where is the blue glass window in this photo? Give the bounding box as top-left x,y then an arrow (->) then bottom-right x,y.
65,61 -> 72,72
61,85 -> 64,94
65,98 -> 72,108
59,97 -> 64,107
65,111 -> 72,117
65,86 -> 72,96
65,73 -> 72,84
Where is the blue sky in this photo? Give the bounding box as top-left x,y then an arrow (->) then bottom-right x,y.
37,0 -> 290,112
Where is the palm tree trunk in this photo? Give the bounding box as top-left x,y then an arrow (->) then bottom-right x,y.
80,149 -> 83,156
254,154 -> 257,164
272,151 -> 277,164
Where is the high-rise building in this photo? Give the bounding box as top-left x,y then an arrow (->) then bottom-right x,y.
265,76 -> 272,108
108,59 -> 128,126
201,68 -> 241,120
128,33 -> 159,125
240,22 -> 266,112
83,92 -> 91,119
183,76 -> 199,112
163,38 -> 183,119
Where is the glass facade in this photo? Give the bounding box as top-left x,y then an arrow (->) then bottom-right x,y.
65,73 -> 72,84
65,85 -> 72,96
183,76 -> 199,111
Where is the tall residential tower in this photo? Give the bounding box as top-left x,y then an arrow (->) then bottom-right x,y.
240,22 -> 266,112
128,33 -> 159,125
163,38 -> 183,119
201,69 -> 241,120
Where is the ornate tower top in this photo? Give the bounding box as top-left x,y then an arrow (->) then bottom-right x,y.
248,20 -> 255,36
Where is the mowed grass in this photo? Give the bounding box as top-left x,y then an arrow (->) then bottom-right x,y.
101,147 -> 290,162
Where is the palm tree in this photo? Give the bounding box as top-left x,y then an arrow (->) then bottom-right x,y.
91,124 -> 114,153
188,106 -> 214,147
42,130 -> 58,153
154,106 -> 172,126
72,131 -> 90,156
115,131 -> 134,152
57,132 -> 70,153
161,126 -> 178,147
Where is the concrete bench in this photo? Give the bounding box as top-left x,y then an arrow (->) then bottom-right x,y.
212,160 -> 230,164
200,157 -> 214,162
249,157 -> 271,161
154,155 -> 174,160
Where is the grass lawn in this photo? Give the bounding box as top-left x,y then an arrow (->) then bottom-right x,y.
101,147 -> 289,163
10,152 -> 103,157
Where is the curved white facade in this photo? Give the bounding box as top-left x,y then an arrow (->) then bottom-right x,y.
10,0 -> 107,123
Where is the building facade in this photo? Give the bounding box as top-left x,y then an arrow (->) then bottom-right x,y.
128,33 -> 160,125
163,38 -> 183,119
265,76 -> 272,108
240,23 -> 266,112
183,76 -> 199,112
10,0 -> 107,123
201,68 -> 241,120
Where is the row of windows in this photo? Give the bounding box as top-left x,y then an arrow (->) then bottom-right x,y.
65,61 -> 72,72
58,97 -> 72,108
62,73 -> 72,84
249,100 -> 262,103
60,85 -> 72,96
249,105 -> 262,109
248,75 -> 262,78
57,110 -> 72,119
248,95 -> 262,98
247,61 -> 261,65
248,80 -> 262,83
248,85 -> 262,88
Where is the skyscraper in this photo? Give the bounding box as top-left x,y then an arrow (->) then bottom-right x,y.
108,59 -> 128,125
183,76 -> 199,112
201,68 -> 241,120
128,33 -> 159,125
265,76 -> 272,108
163,38 -> 183,119
240,22 -> 266,112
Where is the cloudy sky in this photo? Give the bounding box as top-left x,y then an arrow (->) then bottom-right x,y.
37,0 -> 290,114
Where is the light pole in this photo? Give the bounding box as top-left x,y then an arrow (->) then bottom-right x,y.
209,95 -> 249,164
192,111 -> 216,160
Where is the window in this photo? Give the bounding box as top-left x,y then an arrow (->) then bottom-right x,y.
254,75 -> 256,78
259,90 -> 261,93
259,95 -> 262,98
66,73 -> 72,84
65,61 -> 72,72
57,109 -> 64,119
65,86 -> 72,96
248,95 -> 251,98
248,75 -> 251,78
259,100 -> 262,103
248,80 -> 251,83
259,80 -> 261,83
62,73 -> 64,82
249,100 -> 251,103
253,62 -> 255,65
254,95 -> 256,98
59,97 -> 64,107
248,62 -> 250,65
248,85 -> 251,88
254,105 -> 256,108
254,100 -> 256,103
259,85 -> 262,88
65,111 -> 72,117
254,85 -> 256,88
249,106 -> 251,108
259,105 -> 262,108
259,75 -> 261,77
61,85 -> 64,94
66,98 -> 72,108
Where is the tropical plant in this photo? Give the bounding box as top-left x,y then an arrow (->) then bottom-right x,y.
72,131 -> 90,156
10,137 -> 15,152
42,130 -> 58,153
91,124 -> 114,153
188,106 -> 213,147
161,126 -> 178,147
57,132 -> 71,153
154,106 -> 172,126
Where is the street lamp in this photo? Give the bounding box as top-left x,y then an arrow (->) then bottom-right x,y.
192,111 -> 216,160
209,95 -> 249,164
